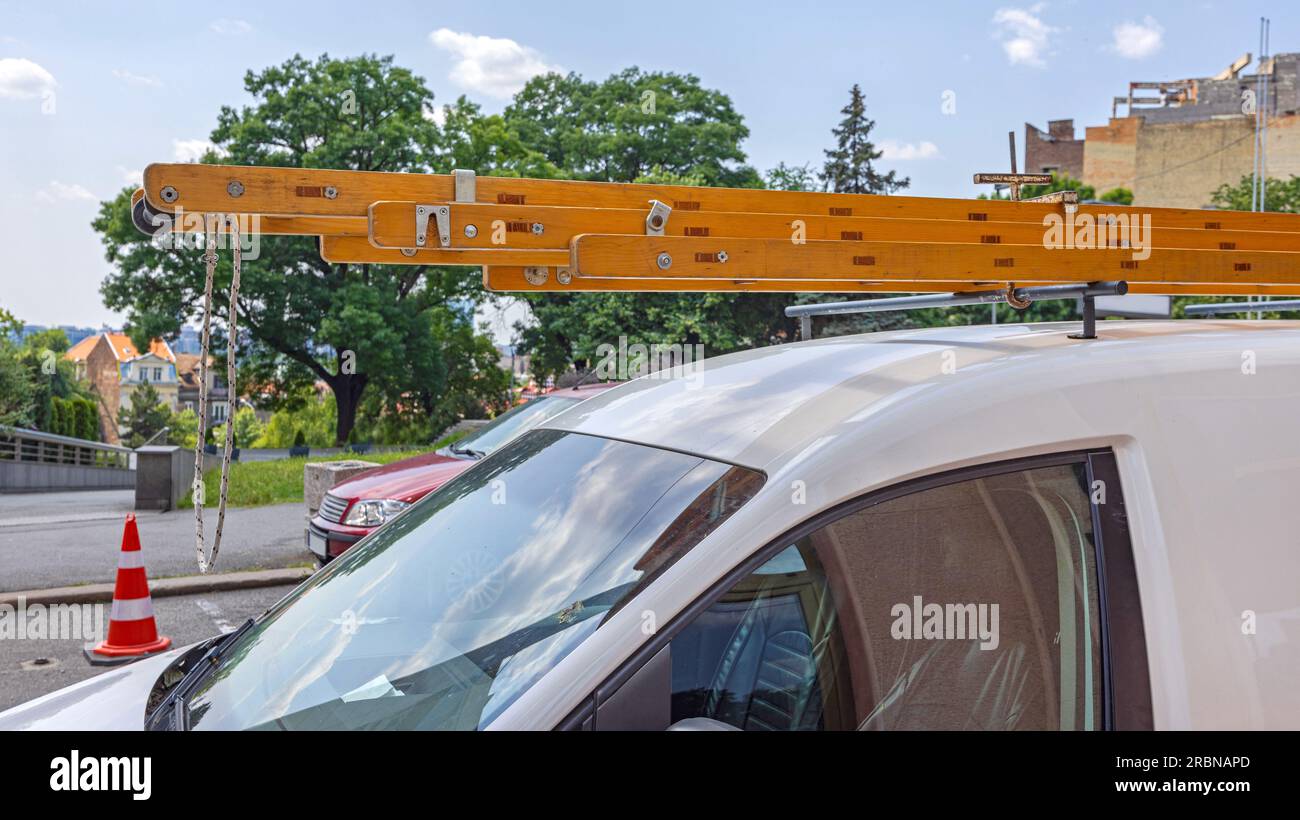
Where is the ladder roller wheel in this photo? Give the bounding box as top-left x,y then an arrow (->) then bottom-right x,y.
132,197 -> 169,238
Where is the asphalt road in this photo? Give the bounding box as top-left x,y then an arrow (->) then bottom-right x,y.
0,584 -> 291,713
0,490 -> 314,592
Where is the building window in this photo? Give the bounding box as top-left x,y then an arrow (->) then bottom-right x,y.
153,367 -> 162,382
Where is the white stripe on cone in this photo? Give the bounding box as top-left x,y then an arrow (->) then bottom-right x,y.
110,596 -> 156,621
117,551 -> 145,569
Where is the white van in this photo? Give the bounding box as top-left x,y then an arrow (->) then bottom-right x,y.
3,320 -> 1296,730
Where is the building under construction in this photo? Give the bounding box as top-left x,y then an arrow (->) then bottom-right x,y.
1025,53 -> 1300,208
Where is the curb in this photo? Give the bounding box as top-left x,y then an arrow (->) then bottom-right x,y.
0,567 -> 315,608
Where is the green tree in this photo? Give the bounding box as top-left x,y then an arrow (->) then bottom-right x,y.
71,398 -> 97,440
94,54 -> 506,445
0,312 -> 35,428
1210,174 -> 1300,212
820,84 -> 908,195
18,327 -> 94,435
505,68 -> 761,187
167,408 -> 201,448
230,406 -> 264,448
254,388 -> 337,448
504,73 -> 805,377
50,397 -> 67,436
118,380 -> 171,447
22,328 -> 70,354
433,96 -> 560,177
515,166 -> 798,377
0,309 -> 20,340
0,313 -> 103,435
1099,187 -> 1133,206
765,162 -> 818,192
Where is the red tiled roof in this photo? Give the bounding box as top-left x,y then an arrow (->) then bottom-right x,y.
64,333 -> 175,364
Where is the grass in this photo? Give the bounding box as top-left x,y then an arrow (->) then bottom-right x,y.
179,431 -> 469,509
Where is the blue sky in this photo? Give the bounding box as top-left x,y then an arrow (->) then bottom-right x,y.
1,0 -> 1293,329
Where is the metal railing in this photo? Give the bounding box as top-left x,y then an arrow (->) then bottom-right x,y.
0,425 -> 134,470
1185,299 -> 1300,317
787,281 -> 1129,340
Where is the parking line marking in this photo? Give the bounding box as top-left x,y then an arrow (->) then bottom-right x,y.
195,598 -> 235,634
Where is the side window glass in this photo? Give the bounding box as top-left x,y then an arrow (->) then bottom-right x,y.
668,462 -> 1104,730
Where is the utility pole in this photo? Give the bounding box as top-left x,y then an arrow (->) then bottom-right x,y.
1252,17 -> 1271,213
1251,18 -> 1271,317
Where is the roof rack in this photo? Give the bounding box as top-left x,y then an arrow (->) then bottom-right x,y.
787,282 -> 1128,340
1185,299 -> 1300,316
131,162 -> 1300,301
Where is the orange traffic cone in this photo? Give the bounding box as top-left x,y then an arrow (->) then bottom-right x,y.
84,515 -> 172,666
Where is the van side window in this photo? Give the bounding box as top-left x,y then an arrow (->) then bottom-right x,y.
667,462 -> 1104,730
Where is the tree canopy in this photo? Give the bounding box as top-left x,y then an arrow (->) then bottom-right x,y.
505,67 -> 762,187
1210,174 -> 1300,212
94,54 -> 511,444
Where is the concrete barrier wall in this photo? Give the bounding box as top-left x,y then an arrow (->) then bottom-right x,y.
0,461 -> 136,492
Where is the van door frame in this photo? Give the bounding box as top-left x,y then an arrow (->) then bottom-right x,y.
559,448 -> 1153,731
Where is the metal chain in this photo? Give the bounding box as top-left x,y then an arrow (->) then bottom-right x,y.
195,214 -> 241,574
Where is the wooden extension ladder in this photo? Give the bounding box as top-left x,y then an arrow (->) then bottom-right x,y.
132,164 -> 1300,298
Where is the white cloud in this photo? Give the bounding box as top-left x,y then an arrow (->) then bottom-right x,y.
1111,16 -> 1164,59
172,138 -> 220,163
210,18 -> 253,35
0,57 -> 57,100
36,181 -> 97,203
992,4 -> 1059,67
112,68 -> 163,88
429,28 -> 559,99
117,166 -> 143,186
879,140 -> 942,161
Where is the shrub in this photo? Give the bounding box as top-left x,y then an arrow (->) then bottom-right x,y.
73,398 -> 98,441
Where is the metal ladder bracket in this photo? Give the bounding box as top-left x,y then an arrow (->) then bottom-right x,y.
645,200 -> 672,235
415,204 -> 451,248
453,169 -> 476,203
1025,189 -> 1080,215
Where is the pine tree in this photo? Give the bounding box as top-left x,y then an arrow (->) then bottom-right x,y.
118,379 -> 170,447
820,84 -> 908,195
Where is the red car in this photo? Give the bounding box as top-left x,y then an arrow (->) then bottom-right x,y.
306,382 -> 618,561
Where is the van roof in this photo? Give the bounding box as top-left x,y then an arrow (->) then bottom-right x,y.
541,320 -> 1300,471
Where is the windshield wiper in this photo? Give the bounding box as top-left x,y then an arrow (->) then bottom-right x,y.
451,445 -> 487,458
206,617 -> 256,665
149,617 -> 257,731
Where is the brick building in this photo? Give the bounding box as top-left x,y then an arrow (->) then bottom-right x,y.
1029,53 -> 1300,208
176,353 -> 231,426
1024,119 -> 1085,179
65,333 -> 177,444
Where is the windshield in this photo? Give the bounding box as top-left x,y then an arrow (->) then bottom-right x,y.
452,395 -> 581,456
185,430 -> 763,730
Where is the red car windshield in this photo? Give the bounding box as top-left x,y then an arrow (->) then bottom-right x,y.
450,395 -> 582,457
